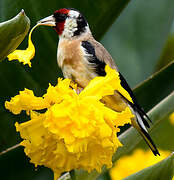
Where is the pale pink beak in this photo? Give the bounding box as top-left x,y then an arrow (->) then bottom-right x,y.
37,15 -> 56,27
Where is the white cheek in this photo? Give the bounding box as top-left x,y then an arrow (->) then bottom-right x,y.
61,18 -> 78,38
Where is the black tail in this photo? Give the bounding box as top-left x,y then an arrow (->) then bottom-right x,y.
118,72 -> 160,156
133,106 -> 160,156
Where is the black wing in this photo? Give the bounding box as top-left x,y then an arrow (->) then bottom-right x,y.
81,41 -> 106,76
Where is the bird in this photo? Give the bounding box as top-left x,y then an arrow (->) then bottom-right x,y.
37,8 -> 160,156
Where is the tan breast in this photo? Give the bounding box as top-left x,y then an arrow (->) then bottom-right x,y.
57,39 -> 82,68
57,38 -> 96,87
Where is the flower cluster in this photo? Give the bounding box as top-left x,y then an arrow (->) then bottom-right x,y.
5,65 -> 134,180
110,148 -> 172,180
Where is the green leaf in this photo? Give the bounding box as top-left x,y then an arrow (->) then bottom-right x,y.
125,152 -> 174,180
134,62 -> 174,112
155,34 -> 174,72
0,10 -> 30,61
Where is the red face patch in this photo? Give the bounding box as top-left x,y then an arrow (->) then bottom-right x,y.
53,8 -> 70,35
54,21 -> 65,35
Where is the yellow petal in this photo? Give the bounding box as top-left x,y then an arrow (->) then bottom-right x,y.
79,65 -> 119,99
169,112 -> 174,125
80,65 -> 133,103
7,24 -> 39,67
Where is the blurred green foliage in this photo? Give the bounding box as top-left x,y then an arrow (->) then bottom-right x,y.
155,28 -> 174,71
102,0 -> 174,86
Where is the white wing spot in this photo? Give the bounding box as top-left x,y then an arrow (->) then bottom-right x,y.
135,111 -> 148,132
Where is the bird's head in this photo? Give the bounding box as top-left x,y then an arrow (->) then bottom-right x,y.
38,8 -> 90,39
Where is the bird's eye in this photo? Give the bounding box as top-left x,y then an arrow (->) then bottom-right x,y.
53,13 -> 67,22
59,14 -> 67,20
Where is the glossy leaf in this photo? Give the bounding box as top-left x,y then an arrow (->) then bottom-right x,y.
0,10 -> 30,61
125,152 -> 174,180
155,33 -> 174,71
134,61 -> 174,112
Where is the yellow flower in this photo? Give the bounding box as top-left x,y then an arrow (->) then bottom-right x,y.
5,65 -> 134,180
110,149 -> 172,180
7,24 -> 39,67
169,112 -> 174,125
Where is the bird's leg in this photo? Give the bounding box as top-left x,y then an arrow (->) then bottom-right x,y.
76,87 -> 83,94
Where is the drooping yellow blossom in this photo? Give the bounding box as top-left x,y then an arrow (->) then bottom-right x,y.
169,112 -> 174,125
5,88 -> 49,115
110,149 -> 172,180
7,24 -> 39,67
5,65 -> 134,180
